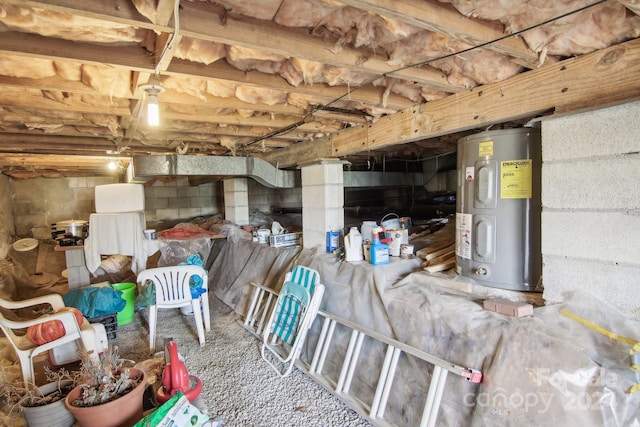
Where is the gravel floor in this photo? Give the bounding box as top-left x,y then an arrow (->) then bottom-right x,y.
117,296 -> 373,427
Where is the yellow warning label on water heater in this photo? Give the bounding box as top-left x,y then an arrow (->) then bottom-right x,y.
500,159 -> 532,199
479,141 -> 493,157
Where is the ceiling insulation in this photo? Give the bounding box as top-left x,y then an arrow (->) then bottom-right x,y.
0,0 -> 638,177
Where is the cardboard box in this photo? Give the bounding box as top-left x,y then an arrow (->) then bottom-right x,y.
483,299 -> 533,318
269,232 -> 302,248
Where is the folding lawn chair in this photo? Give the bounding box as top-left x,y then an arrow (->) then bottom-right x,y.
260,265 -> 324,377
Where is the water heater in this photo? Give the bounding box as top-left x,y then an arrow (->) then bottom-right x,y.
455,127 -> 541,292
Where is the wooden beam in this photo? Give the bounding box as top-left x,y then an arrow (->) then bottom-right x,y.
153,32 -> 181,73
0,133 -> 116,151
619,0 -> 640,15
338,0 -> 540,68
264,37 -> 640,167
0,32 -> 155,72
160,88 -> 305,115
162,111 -> 304,127
156,0 -> 178,27
2,0 -> 165,30
0,90 -> 130,115
6,0 -> 504,93
154,0 -> 183,75
0,32 -> 413,113
0,74 -> 101,95
178,2 -> 462,92
167,59 -> 414,111
0,73 -> 305,117
5,1 -> 462,92
0,153 -> 130,168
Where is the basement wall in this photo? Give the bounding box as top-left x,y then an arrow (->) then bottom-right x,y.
0,174 -> 14,259
3,176 -> 223,245
143,177 -> 223,223
10,176 -> 116,240
247,179 -> 301,213
540,100 -> 640,320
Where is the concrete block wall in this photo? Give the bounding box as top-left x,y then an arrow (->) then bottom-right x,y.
248,179 -> 274,213
540,101 -> 640,320
0,174 -> 15,259
11,176 -> 117,239
5,176 -> 222,244
247,179 -> 302,213
277,187 -> 303,209
301,162 -> 344,249
223,178 -> 249,225
144,177 -> 222,222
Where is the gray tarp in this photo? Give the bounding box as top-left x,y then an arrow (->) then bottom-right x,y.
207,238 -> 640,426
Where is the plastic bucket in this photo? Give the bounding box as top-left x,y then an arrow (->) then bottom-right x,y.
257,229 -> 270,244
380,213 -> 401,230
12,238 -> 39,275
112,282 -> 136,325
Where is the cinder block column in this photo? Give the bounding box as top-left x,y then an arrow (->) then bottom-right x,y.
223,178 -> 249,225
301,160 -> 346,249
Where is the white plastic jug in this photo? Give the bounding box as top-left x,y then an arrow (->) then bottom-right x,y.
344,227 -> 364,262
361,221 -> 377,243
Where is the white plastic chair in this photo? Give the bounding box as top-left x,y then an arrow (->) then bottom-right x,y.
261,265 -> 325,377
137,265 -> 209,353
0,294 -> 103,389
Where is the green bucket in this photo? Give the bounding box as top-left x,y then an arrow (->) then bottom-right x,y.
112,282 -> 136,325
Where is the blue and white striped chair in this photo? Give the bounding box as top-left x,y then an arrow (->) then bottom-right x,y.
260,265 -> 324,377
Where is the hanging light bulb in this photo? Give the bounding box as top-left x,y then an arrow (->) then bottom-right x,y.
139,77 -> 165,127
147,91 -> 160,126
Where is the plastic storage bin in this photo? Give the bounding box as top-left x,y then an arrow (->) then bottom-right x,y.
49,323 -> 108,367
88,312 -> 118,344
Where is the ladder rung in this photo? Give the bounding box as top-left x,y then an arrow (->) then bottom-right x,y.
343,331 -> 365,394
421,365 -> 449,427
370,344 -> 396,418
377,346 -> 401,419
244,282 -> 481,427
336,329 -> 359,393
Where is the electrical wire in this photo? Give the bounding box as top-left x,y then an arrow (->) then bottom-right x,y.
244,0 -> 611,150
155,0 -> 181,75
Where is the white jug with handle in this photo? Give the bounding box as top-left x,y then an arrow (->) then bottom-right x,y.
344,227 -> 364,262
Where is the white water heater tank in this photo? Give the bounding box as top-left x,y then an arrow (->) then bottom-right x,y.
455,127 -> 541,292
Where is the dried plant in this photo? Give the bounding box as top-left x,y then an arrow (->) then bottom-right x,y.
69,345 -> 142,408
0,365 -> 74,422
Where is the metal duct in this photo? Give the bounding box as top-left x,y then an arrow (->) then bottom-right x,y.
343,171 -> 424,187
128,155 -> 296,188
128,155 -> 428,189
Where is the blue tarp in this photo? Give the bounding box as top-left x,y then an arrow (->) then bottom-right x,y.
63,286 -> 126,318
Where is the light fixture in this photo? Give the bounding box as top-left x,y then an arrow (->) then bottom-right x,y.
107,159 -> 119,171
139,78 -> 165,127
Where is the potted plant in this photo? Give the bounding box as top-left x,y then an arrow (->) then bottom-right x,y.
64,346 -> 147,427
0,366 -> 76,427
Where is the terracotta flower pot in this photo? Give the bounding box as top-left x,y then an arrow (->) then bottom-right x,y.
64,368 -> 147,427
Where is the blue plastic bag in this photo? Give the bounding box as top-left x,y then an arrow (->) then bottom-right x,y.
179,254 -> 206,298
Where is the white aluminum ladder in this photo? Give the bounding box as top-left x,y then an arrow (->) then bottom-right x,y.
243,282 -> 482,427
